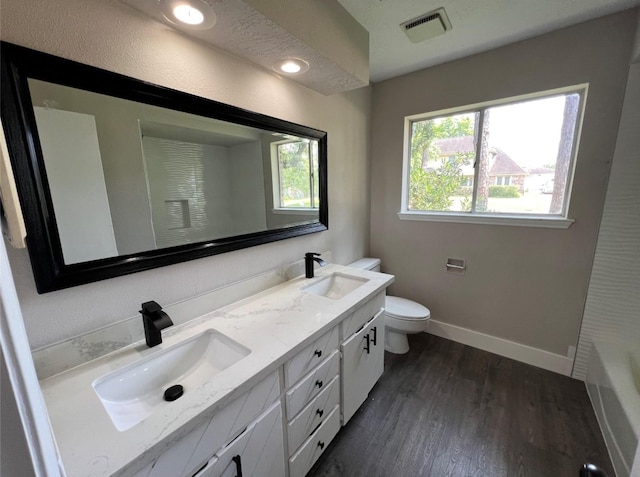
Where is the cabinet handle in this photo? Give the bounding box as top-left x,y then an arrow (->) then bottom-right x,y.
232,455 -> 243,477
364,334 -> 371,354
317,441 -> 325,450
314,349 -> 322,358
315,379 -> 323,388
316,408 -> 324,418
371,326 -> 377,346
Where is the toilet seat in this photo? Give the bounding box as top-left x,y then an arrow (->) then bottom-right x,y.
385,296 -> 430,321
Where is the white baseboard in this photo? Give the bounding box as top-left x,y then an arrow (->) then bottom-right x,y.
426,319 -> 574,376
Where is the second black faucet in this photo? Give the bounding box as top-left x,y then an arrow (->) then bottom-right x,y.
140,301 -> 173,347
305,252 -> 327,278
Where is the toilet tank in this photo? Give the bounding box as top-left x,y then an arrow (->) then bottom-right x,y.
347,258 -> 381,272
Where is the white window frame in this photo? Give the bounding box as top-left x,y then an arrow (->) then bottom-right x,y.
399,84 -> 588,229
270,139 -> 318,214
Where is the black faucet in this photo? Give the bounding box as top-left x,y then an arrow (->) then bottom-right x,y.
140,301 -> 173,347
305,252 -> 327,278
579,464 -> 608,477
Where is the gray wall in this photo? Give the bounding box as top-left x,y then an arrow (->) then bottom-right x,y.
0,0 -> 372,349
370,10 -> 637,358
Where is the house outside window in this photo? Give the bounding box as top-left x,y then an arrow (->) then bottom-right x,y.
400,85 -> 586,228
273,140 -> 319,209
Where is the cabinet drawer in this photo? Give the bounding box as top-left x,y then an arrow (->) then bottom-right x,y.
194,402 -> 285,477
287,375 -> 340,455
288,405 -> 341,477
285,351 -> 339,418
340,292 -> 385,338
182,370 -> 281,477
284,326 -> 339,388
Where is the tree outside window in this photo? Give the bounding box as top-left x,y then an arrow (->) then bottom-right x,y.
276,140 -> 319,209
404,88 -> 584,217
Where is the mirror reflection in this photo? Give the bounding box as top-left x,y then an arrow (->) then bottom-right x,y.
28,79 -> 320,265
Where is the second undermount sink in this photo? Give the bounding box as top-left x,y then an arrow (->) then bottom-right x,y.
92,329 -> 250,431
302,272 -> 369,300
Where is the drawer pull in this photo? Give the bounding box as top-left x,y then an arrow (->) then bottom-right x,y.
314,349 -> 322,358
364,334 -> 371,354
232,455 -> 243,477
316,408 -> 324,418
371,326 -> 377,346
315,379 -> 323,388
317,441 -> 325,450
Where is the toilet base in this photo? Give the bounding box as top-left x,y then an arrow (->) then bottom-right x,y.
384,330 -> 410,354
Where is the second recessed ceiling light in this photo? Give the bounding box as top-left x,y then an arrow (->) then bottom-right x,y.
274,58 -> 310,75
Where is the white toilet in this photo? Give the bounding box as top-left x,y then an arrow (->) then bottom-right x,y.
348,258 -> 430,354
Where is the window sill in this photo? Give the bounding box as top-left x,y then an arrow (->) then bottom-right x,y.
397,211 -> 574,229
272,208 -> 318,216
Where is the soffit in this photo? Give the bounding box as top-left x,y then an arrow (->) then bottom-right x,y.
121,0 -> 369,95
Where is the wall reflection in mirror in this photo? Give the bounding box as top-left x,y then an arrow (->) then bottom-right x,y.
29,79 -> 320,265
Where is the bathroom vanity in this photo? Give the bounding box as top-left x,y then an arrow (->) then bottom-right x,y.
37,264 -> 394,477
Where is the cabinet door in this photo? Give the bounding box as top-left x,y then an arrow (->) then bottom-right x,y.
196,402 -> 285,477
183,371 -> 280,476
136,371 -> 279,477
145,421 -> 209,477
341,311 -> 385,424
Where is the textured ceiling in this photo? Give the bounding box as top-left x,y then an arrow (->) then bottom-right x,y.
337,0 -> 640,83
121,0 -> 369,95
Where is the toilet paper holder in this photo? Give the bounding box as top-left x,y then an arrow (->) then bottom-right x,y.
445,258 -> 466,273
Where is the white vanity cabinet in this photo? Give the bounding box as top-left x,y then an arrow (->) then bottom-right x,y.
129,371 -> 283,477
284,327 -> 341,477
40,264 -> 395,477
340,292 -> 386,424
192,402 -> 285,477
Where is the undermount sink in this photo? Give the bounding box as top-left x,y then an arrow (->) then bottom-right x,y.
92,329 -> 250,431
302,273 -> 368,300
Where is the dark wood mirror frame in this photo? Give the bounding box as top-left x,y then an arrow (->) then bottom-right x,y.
1,42 -> 328,293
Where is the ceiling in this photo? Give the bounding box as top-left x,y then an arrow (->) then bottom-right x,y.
121,0 -> 369,95
337,0 -> 640,83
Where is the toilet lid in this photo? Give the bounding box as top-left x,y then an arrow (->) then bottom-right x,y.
385,296 -> 430,320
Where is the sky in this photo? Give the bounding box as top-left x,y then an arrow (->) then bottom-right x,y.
487,95 -> 567,169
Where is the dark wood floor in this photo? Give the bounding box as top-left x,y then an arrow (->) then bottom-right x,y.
307,333 -> 614,477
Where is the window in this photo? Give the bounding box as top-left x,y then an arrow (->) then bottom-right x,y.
400,86 -> 586,228
273,139 -> 319,209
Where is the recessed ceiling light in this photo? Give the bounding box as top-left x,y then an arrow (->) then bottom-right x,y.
273,58 -> 310,75
173,4 -> 204,25
160,0 -> 216,30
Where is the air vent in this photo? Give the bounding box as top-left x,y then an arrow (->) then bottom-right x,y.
400,8 -> 451,43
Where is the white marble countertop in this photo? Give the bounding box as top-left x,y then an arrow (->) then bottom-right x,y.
39,264 -> 394,477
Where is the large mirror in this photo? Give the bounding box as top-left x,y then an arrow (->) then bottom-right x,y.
1,42 -> 327,293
